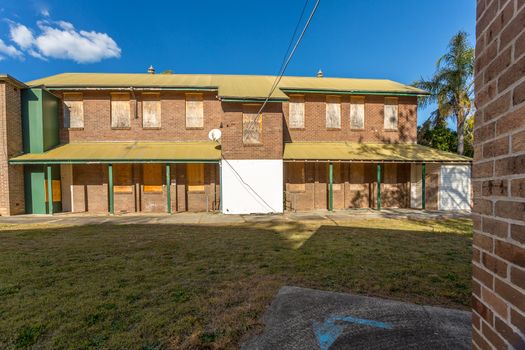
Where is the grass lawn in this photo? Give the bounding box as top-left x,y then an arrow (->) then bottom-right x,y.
0,217 -> 472,349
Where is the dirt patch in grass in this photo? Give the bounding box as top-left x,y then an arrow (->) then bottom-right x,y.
0,218 -> 472,349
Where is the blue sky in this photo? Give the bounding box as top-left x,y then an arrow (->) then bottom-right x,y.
0,0 -> 475,126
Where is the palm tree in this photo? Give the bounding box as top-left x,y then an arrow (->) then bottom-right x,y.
414,31 -> 474,155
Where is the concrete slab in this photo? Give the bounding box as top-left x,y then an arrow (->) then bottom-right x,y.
242,286 -> 471,350
0,209 -> 470,227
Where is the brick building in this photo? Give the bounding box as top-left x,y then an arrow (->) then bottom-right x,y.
0,71 -> 471,215
472,0 -> 525,348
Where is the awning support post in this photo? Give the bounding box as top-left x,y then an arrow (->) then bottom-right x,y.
166,163 -> 171,214
108,164 -> 114,214
46,164 -> 53,215
328,161 -> 333,211
377,163 -> 381,211
422,163 -> 426,210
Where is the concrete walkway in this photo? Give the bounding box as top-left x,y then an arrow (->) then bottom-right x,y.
0,209 -> 469,226
242,286 -> 471,350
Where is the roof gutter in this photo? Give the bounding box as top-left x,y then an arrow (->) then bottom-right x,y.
38,86 -> 218,92
280,89 -> 429,97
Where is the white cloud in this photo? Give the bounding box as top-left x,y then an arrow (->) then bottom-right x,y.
3,19 -> 121,63
9,23 -> 34,49
0,38 -> 24,60
41,8 -> 50,17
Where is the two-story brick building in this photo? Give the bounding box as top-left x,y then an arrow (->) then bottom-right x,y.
0,71 -> 471,215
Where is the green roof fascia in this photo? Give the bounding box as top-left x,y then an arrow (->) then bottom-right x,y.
219,97 -> 289,103
280,89 -> 429,97
43,86 -> 218,91
9,159 -> 220,165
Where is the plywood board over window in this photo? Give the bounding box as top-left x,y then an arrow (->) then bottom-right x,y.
143,164 -> 163,193
185,93 -> 204,128
187,163 -> 205,192
243,108 -> 262,145
63,93 -> 84,128
44,179 -> 62,202
350,96 -> 365,129
142,93 -> 161,129
326,95 -> 341,129
384,97 -> 399,130
111,93 -> 131,128
113,164 -> 133,193
289,95 -> 305,129
288,162 -> 306,192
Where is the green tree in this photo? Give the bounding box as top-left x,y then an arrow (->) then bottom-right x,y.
414,31 -> 474,155
418,119 -> 458,153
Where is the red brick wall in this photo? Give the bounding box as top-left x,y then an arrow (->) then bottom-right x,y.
473,0 -> 525,348
0,81 -> 25,216
53,91 -> 223,143
283,94 -> 417,144
284,162 -> 411,211
70,163 -> 219,213
219,102 -> 283,160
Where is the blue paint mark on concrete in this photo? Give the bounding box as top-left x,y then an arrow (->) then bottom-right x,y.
313,315 -> 393,350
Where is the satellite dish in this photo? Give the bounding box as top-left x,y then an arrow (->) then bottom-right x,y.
208,128 -> 222,142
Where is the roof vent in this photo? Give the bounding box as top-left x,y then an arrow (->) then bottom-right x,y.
316,69 -> 324,78
148,65 -> 155,74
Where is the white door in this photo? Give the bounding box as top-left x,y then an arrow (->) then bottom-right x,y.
439,165 -> 471,211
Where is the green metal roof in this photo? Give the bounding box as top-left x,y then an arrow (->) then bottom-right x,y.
26,73 -> 428,100
9,141 -> 221,164
283,142 -> 472,162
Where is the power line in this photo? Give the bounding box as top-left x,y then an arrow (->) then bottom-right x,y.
254,0 -> 321,119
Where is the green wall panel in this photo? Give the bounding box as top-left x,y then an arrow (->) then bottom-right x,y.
21,88 -> 59,154
24,165 -> 46,214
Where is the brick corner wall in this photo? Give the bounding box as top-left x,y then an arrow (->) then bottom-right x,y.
473,0 -> 525,348
0,81 -> 25,216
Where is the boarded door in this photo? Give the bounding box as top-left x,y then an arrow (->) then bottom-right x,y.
439,165 -> 471,211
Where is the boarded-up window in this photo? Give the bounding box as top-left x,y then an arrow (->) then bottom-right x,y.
111,93 -> 131,128
350,96 -> 365,129
289,95 -> 305,129
326,96 -> 341,129
185,93 -> 204,128
384,97 -> 398,130
113,164 -> 133,193
44,179 -> 62,202
288,162 -> 306,192
384,163 -> 397,184
142,93 -> 161,128
243,111 -> 262,145
143,164 -> 163,193
63,93 -> 84,128
187,163 -> 205,192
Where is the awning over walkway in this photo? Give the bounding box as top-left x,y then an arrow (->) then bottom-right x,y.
283,142 -> 472,163
9,141 -> 221,164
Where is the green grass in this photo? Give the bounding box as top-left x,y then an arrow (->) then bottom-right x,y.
0,218 -> 472,349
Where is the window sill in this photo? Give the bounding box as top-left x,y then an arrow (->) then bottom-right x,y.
111,127 -> 131,130
290,127 -> 306,130
243,143 -> 264,147
186,127 -> 204,130
350,128 -> 365,131
383,128 -> 398,132
326,128 -> 341,131
143,127 -> 161,130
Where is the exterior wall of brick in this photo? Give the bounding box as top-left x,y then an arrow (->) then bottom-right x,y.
284,162 -> 414,210
53,91 -> 223,143
473,0 -> 525,348
0,81 -> 25,216
218,102 -> 283,160
70,163 -> 219,214
283,95 -> 418,144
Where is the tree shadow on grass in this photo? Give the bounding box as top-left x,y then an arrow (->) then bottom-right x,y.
0,219 -> 471,349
